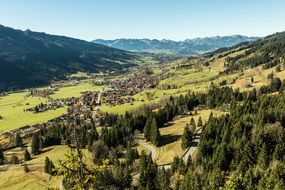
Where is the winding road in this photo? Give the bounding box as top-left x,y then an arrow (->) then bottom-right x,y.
181,127 -> 202,163
137,139 -> 158,161
136,127 -> 202,170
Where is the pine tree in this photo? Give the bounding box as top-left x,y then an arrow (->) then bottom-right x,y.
34,106 -> 39,113
150,118 -> 160,146
197,116 -> 203,127
144,116 -> 152,141
45,156 -> 55,174
189,117 -> 196,132
49,160 -> 55,173
257,145 -> 269,169
248,88 -> 257,101
157,167 -> 171,190
138,153 -> 157,190
23,163 -> 29,173
87,127 -> 99,150
24,149 -> 31,161
171,156 -> 180,172
125,143 -> 136,165
186,154 -> 192,169
15,133 -> 23,148
271,77 -> 282,92
31,133 -> 41,155
181,127 -> 193,149
0,147 -> 4,165
10,154 -> 19,164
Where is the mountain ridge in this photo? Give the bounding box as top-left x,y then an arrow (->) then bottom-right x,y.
0,24 -> 163,91
93,35 -> 258,55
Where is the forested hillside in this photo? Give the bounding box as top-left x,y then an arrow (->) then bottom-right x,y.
220,32 -> 285,74
0,25 -> 162,91
181,87 -> 285,189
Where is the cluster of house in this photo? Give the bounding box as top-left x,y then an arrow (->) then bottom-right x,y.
102,90 -> 135,106
56,91 -> 100,107
0,90 -> 101,147
54,91 -> 101,122
158,84 -> 178,90
101,72 -> 158,106
0,114 -> 68,147
25,101 -> 63,113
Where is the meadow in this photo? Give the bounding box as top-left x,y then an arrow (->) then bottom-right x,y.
0,92 -> 66,134
155,109 -> 227,165
51,82 -> 103,99
0,145 -> 92,190
0,81 -> 105,134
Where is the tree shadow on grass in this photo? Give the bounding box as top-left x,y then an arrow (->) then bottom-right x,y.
160,122 -> 175,129
159,134 -> 181,146
40,147 -> 54,154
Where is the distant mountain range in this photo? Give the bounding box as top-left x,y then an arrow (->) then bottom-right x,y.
0,25 -> 164,91
0,24 -> 260,92
93,35 -> 258,55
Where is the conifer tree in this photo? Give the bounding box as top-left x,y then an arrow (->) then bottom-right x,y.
197,116 -> 203,127
24,149 -> 31,161
251,76 -> 254,83
0,147 -> 4,165
15,133 -> 23,148
44,156 -> 50,173
189,117 -> 196,132
150,118 -> 160,146
125,143 -> 137,165
23,163 -> 29,173
138,153 -> 157,190
144,116 -> 152,141
157,167 -> 171,190
171,156 -> 180,172
181,127 -> 193,149
270,77 -> 282,92
31,133 -> 41,155
45,156 -> 55,174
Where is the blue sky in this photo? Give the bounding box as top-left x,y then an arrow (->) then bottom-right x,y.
0,0 -> 284,41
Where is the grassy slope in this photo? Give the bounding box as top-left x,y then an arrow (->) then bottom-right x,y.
102,47 -> 285,115
0,145 -> 92,190
0,92 -> 66,134
156,109 -> 227,165
0,82 -> 104,134
51,82 -> 103,99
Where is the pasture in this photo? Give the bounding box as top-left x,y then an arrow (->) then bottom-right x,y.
51,82 -> 103,99
156,109 -> 227,165
0,92 -> 66,134
0,145 -> 92,190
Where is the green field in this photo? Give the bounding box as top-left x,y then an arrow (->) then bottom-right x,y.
0,145 -> 92,190
101,100 -> 156,115
0,82 -> 105,134
0,92 -> 66,134
160,70 -> 218,87
156,109 -> 227,165
51,82 -> 103,99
